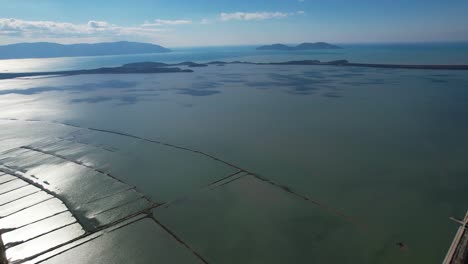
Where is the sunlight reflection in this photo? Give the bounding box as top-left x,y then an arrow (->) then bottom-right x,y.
0,57 -> 77,73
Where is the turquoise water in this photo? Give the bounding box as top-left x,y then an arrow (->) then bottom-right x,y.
1,43 -> 468,263
1,42 -> 468,73
1,60 -> 467,263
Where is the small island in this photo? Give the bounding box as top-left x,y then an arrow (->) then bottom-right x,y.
257,42 -> 341,51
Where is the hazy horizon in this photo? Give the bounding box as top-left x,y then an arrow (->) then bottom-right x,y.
1,0 -> 468,46
3,40 -> 468,48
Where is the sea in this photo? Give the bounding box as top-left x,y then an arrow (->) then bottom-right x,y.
1,42 -> 468,73
0,42 -> 467,264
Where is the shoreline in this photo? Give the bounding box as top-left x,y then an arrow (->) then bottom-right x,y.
1,60 -> 468,80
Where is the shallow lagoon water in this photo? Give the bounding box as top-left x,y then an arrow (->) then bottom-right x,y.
0,63 -> 468,263
1,42 -> 468,73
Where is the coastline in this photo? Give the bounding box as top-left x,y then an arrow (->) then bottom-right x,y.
1,60 -> 468,80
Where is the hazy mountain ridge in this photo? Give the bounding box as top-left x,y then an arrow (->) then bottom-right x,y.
0,41 -> 171,59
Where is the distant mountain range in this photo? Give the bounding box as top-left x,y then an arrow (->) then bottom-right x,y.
257,42 -> 341,50
0,41 -> 171,59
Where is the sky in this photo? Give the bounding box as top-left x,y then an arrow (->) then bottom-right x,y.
0,0 -> 467,47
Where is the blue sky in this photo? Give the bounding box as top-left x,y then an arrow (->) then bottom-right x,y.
0,0 -> 467,46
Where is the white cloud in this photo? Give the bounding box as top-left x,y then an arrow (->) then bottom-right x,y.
87,20 -> 110,29
219,12 -> 290,21
0,18 -> 86,37
297,11 -> 305,15
0,18 -> 169,40
142,19 -> 192,27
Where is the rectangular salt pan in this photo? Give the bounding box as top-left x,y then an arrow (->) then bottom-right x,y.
40,218 -> 202,264
0,174 -> 17,184
0,191 -> 53,217
0,185 -> 41,206
2,211 -> 77,246
5,223 -> 85,262
0,179 -> 28,195
0,198 -> 69,229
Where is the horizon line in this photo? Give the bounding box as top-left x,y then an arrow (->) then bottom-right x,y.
1,40 -> 468,50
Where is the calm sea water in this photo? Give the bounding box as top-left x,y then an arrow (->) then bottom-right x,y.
0,44 -> 467,263
1,42 -> 468,73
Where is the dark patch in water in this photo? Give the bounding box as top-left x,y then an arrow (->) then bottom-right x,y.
70,93 -> 159,105
220,79 -> 244,83
270,74 -> 325,93
396,242 -> 408,251
328,73 -> 364,78
177,89 -> 220,96
322,92 -> 342,98
246,81 -> 275,89
342,78 -> 386,86
287,91 -> 316,95
191,81 -> 219,90
71,96 -> 113,104
0,80 -> 138,96
246,73 -> 330,94
431,73 -> 451,77
169,80 -> 222,97
122,88 -> 157,93
425,77 -> 449,83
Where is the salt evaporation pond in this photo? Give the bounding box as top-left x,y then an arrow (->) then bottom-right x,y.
1,63 -> 468,263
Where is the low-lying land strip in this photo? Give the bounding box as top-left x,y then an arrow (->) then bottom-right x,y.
1,60 -> 468,80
